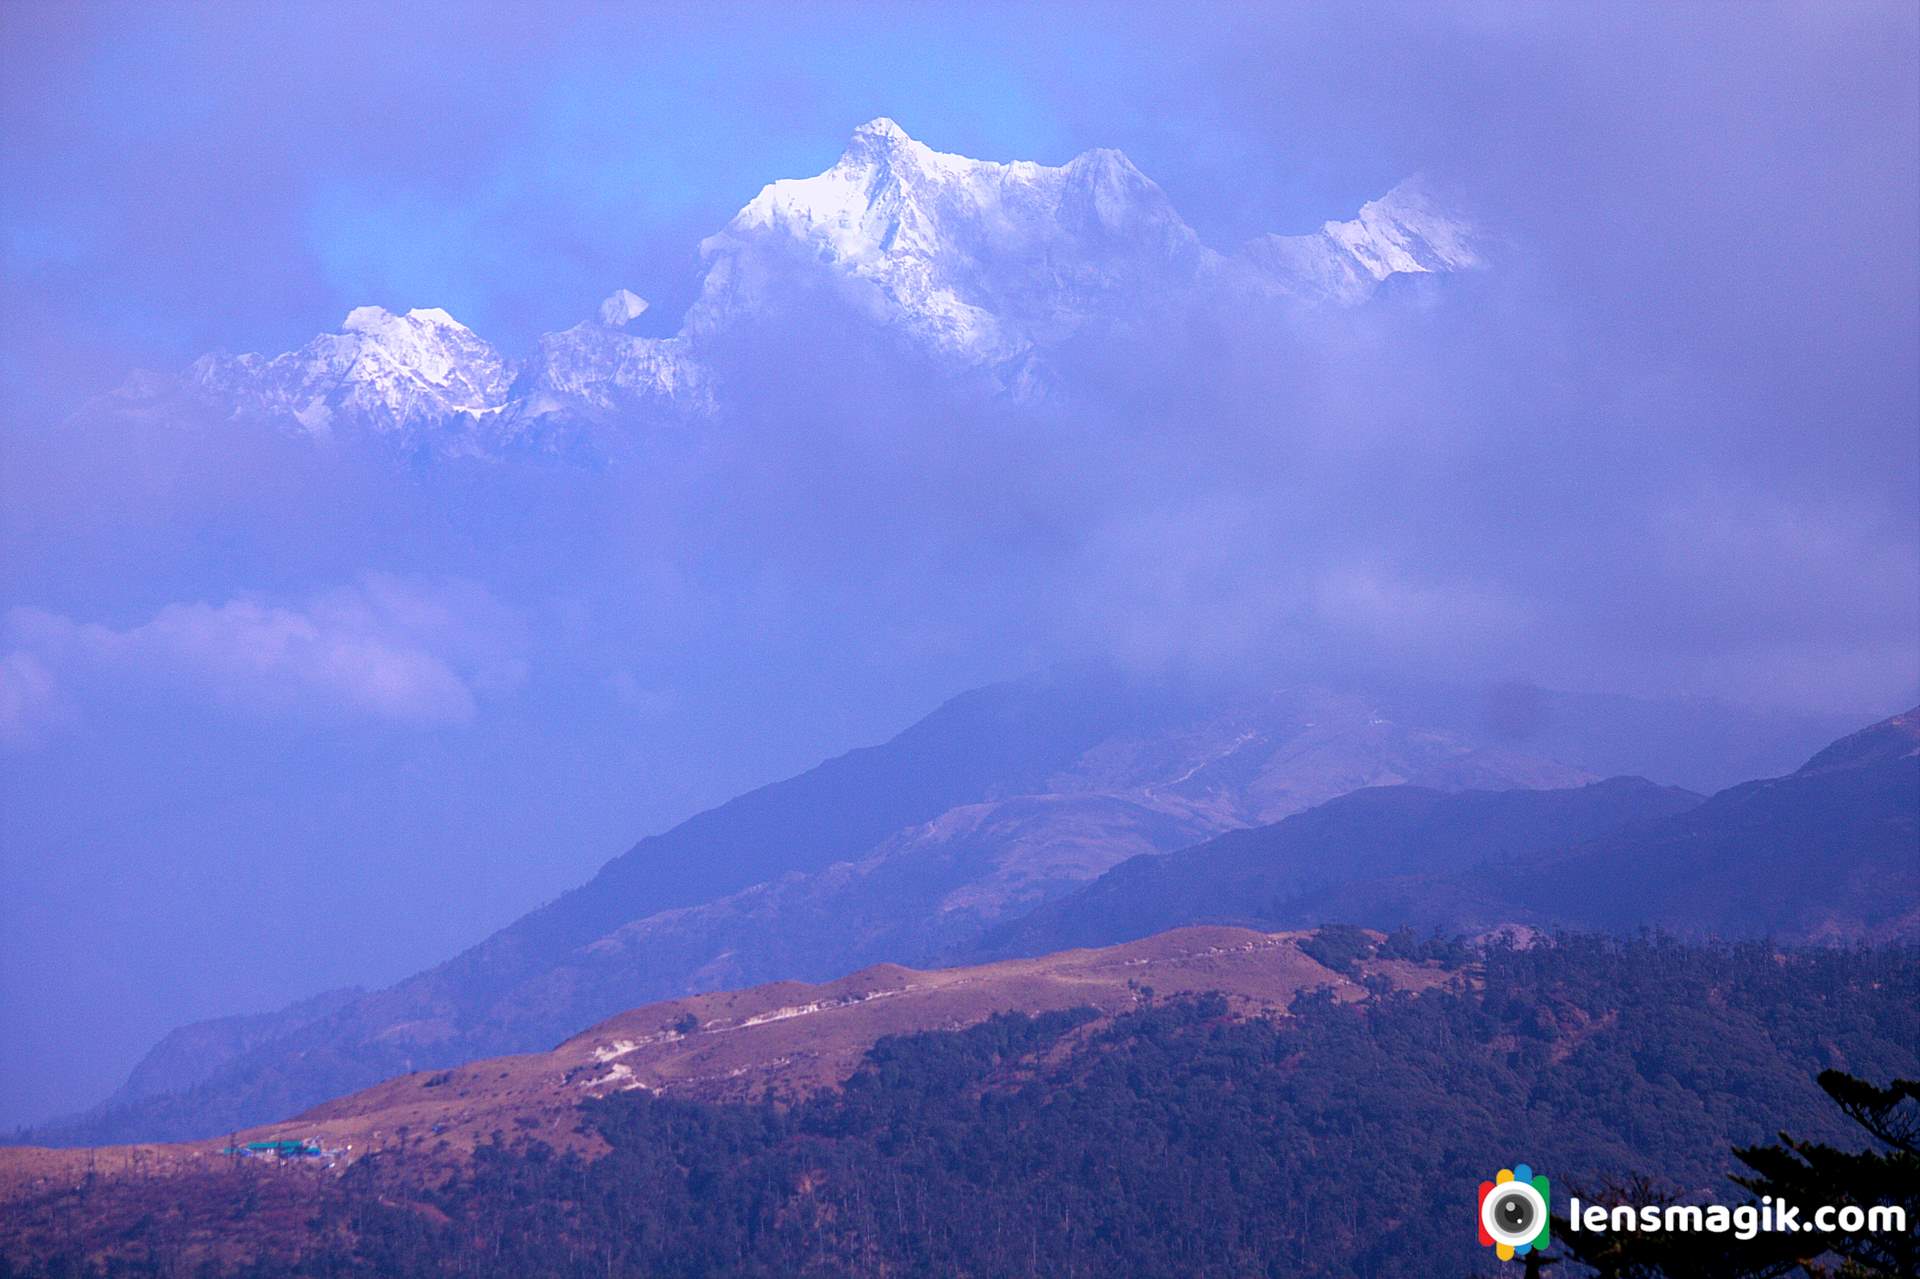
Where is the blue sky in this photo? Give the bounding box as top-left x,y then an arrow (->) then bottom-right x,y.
0,2 -> 1449,403
2,0 -> 1916,1129
3,1 -> 1911,428
9,1 -> 1914,403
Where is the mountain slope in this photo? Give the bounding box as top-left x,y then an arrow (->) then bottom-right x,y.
7,934 -> 1916,1278
1495,706 -> 1919,940
984,776 -> 1704,956
25,672 -> 1590,1146
0,926 -> 1411,1191
22,674 -> 1853,1147
96,987 -> 363,1110
1002,707 -> 1920,955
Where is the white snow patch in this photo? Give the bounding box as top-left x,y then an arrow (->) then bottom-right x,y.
598,290 -> 649,327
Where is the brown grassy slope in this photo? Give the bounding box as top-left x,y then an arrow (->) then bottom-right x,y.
0,925 -> 1450,1212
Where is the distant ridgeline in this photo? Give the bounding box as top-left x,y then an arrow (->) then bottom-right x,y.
5,934 -> 1916,1278
16,690 -> 1905,1152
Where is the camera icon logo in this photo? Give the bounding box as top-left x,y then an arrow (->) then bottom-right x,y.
1478,1164 -> 1550,1261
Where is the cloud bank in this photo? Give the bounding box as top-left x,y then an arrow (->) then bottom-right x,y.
2,575 -> 526,743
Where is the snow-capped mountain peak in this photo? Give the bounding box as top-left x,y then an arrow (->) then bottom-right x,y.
332,306 -> 500,391
691,119 -> 1208,366
343,304 -> 463,333
1324,180 -> 1478,278
716,117 -> 1000,266
841,114 -> 918,159
1240,177 -> 1482,305
183,304 -> 513,437
111,121 -> 1483,454
596,290 -> 649,328
512,293 -> 705,425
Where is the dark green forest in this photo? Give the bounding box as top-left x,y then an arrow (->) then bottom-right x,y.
8,935 -> 1918,1278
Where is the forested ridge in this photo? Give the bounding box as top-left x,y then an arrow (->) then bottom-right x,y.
6,934 -> 1917,1278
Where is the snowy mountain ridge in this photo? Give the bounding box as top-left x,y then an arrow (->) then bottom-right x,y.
184,305 -> 516,439
687,117 -> 1214,368
1241,179 -> 1481,305
108,119 -> 1481,455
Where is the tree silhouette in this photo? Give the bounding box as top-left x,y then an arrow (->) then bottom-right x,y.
1731,1071 -> 1919,1279
1554,1071 -> 1919,1278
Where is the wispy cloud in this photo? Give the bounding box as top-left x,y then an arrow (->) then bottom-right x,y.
1,575 -> 526,744
0,649 -> 64,748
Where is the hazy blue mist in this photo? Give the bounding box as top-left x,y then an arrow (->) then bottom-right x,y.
2,1 -> 1915,1126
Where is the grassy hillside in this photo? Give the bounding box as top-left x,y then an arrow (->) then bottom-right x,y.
8,933 -> 1915,1278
